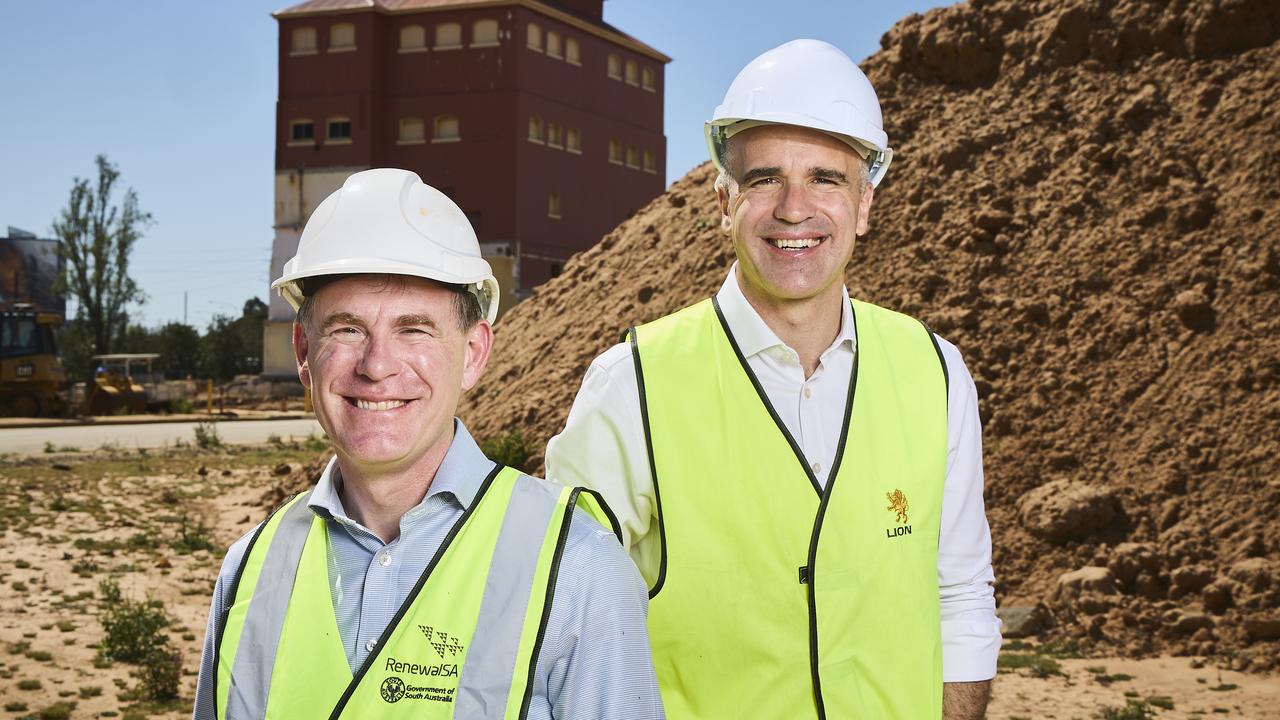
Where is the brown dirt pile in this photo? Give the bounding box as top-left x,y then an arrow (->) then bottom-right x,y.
461,0 -> 1280,671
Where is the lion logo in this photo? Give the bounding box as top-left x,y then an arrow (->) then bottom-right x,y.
886,489 -> 909,524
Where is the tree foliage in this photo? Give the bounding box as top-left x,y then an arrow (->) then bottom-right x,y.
51,155 -> 150,355
200,298 -> 267,382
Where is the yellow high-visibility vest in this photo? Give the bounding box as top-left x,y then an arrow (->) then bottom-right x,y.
630,297 -> 947,718
214,466 -> 616,719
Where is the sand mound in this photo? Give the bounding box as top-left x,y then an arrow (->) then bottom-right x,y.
460,0 -> 1280,670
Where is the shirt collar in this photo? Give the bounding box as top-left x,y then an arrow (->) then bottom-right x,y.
714,263 -> 856,360
308,418 -> 498,523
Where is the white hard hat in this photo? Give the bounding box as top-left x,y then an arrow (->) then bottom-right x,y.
705,39 -> 893,187
272,168 -> 500,324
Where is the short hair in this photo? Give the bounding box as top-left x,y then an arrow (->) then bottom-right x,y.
295,274 -> 483,334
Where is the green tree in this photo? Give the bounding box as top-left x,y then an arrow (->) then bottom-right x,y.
156,322 -> 201,379
51,155 -> 151,355
200,298 -> 267,382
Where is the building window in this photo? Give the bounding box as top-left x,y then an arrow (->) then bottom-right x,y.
607,53 -> 621,80
547,121 -> 562,149
472,19 -> 498,47
435,22 -> 461,50
527,23 -> 543,52
625,59 -> 638,86
608,139 -> 622,165
626,144 -> 639,169
290,27 -> 317,55
548,192 -> 561,219
643,149 -> 656,173
329,23 -> 356,52
547,31 -> 562,59
528,116 -> 544,143
433,115 -> 460,143
398,117 -> 425,144
565,37 -> 580,65
399,25 -> 426,52
289,119 -> 314,144
566,128 -> 581,154
642,66 -> 656,92
327,117 -> 352,143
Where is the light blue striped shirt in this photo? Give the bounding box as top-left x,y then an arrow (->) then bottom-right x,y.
193,420 -> 663,719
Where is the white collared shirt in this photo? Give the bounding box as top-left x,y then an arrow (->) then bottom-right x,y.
546,265 -> 1001,682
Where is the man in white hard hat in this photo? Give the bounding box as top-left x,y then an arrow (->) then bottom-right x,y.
547,40 -> 999,718
192,169 -> 663,719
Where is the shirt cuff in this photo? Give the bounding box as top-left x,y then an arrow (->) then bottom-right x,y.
941,618 -> 1002,682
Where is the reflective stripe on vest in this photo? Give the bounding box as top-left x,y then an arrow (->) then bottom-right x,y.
214,465 -> 613,719
631,297 -> 947,719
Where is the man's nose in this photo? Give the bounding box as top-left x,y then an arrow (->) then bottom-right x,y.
355,333 -> 399,381
773,181 -> 817,224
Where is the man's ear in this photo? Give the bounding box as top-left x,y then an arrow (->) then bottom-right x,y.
717,183 -> 734,233
460,320 -> 494,391
292,322 -> 310,388
855,184 -> 875,237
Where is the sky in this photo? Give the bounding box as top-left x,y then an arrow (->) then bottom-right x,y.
0,0 -> 951,330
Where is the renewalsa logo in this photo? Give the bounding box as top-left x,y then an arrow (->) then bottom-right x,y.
381,676 -> 406,704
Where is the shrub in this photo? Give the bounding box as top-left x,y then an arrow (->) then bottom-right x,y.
168,398 -> 195,414
97,579 -> 171,663
38,702 -> 73,720
193,422 -> 222,449
136,645 -> 183,701
479,430 -> 538,471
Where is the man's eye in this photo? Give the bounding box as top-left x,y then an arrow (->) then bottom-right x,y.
332,326 -> 362,336
749,177 -> 779,187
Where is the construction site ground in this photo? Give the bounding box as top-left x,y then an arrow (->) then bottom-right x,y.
0,445 -> 1274,719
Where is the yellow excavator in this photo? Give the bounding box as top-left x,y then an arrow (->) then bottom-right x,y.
0,305 -> 67,417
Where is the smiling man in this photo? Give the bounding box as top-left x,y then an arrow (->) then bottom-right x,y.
192,169 -> 661,720
547,40 -> 1000,718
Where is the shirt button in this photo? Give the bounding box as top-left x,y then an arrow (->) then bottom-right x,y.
812,462 -> 822,475
378,551 -> 392,567
803,387 -> 812,399
365,639 -> 377,652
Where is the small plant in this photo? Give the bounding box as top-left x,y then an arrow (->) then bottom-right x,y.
479,430 -> 539,471
79,685 -> 102,698
267,433 -> 283,446
997,652 -> 1064,678
168,397 -> 195,414
8,640 -> 30,655
1146,696 -> 1174,710
56,620 -> 76,633
4,701 -> 27,711
1209,683 -> 1238,691
303,432 -> 329,452
172,514 -> 216,555
38,702 -> 73,720
1097,700 -> 1153,720
193,422 -> 222,449
135,645 -> 183,701
72,558 -> 100,577
15,559 -> 31,569
44,441 -> 55,453
17,678 -> 42,690
25,649 -> 53,662
97,579 -> 171,663
12,580 -> 28,592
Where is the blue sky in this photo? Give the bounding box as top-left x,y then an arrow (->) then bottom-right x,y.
0,0 -> 950,330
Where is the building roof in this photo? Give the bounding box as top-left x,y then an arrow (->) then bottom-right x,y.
272,0 -> 670,63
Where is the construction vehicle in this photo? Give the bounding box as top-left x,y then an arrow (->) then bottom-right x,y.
0,305 -> 66,417
78,354 -> 199,415
1,229 -> 66,417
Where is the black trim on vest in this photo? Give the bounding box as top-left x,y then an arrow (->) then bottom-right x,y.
328,464 -> 504,720
517,487 -> 582,720
577,487 -> 624,545
628,326 -> 669,599
711,297 -> 824,497
212,491 -> 299,720
802,301 -> 860,720
920,320 -> 950,404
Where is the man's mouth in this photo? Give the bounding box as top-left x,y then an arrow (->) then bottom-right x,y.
765,236 -> 825,251
346,397 -> 411,411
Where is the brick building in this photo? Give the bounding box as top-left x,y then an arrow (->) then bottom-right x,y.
264,0 -> 668,379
